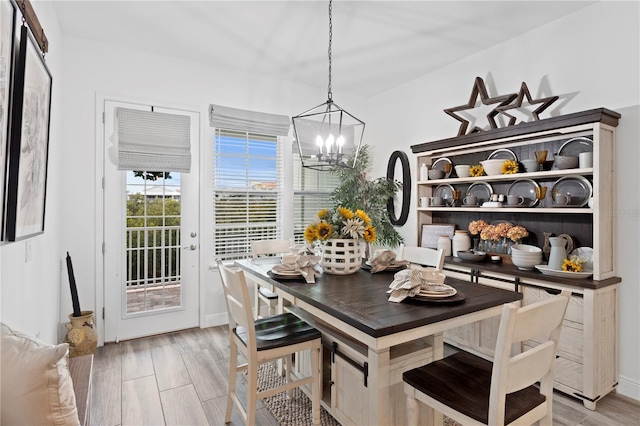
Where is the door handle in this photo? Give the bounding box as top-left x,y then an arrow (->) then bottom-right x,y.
183,244 -> 197,251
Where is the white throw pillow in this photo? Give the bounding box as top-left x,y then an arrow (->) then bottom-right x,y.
1,322 -> 80,426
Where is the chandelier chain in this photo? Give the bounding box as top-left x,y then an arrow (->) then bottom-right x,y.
327,0 -> 333,101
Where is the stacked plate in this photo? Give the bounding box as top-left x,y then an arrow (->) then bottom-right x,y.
416,283 -> 457,299
511,244 -> 542,270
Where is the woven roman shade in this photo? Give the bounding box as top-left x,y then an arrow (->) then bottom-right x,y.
208,104 -> 290,136
116,108 -> 191,172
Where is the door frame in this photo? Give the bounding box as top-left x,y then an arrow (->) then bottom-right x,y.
94,93 -> 206,345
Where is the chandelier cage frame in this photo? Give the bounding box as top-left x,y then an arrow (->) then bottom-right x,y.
292,0 -> 365,171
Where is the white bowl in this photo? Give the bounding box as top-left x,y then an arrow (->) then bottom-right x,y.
521,159 -> 539,173
454,165 -> 471,178
511,244 -> 542,253
511,251 -> 542,258
512,256 -> 542,265
554,155 -> 579,170
480,159 -> 507,176
511,256 -> 541,270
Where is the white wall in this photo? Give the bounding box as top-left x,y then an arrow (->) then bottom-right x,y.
367,1 -> 640,400
0,2 -> 65,343
57,35 -> 369,335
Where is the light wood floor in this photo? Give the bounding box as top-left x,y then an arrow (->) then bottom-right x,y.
91,325 -> 639,426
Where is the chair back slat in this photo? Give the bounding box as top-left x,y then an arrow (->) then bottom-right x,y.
511,295 -> 570,342
397,244 -> 445,270
488,290 -> 570,425
252,239 -> 291,258
217,260 -> 255,337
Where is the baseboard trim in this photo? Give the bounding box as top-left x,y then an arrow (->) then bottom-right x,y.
617,374 -> 640,402
203,313 -> 228,328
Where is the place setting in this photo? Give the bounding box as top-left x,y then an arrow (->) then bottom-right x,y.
364,250 -> 410,273
387,267 -> 465,304
268,253 -> 321,283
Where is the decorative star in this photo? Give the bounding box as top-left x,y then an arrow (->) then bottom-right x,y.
444,76 -> 517,136
496,82 -> 559,126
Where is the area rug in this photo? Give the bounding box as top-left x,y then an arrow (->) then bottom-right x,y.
253,362 -> 339,425
254,362 -> 460,426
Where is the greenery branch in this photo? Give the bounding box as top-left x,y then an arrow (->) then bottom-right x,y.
330,145 -> 404,248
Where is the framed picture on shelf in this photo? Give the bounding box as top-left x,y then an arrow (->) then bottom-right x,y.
0,0 -> 16,241
5,24 -> 52,241
420,224 -> 455,249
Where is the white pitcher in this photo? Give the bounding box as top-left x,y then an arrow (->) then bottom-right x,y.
548,237 -> 567,270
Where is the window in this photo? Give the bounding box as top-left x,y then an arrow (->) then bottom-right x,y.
292,152 -> 340,244
213,129 -> 282,260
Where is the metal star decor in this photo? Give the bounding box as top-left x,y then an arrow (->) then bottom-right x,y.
444,76 -> 517,136
496,82 -> 559,126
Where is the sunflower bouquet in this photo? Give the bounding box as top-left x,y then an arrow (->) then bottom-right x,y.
304,207 -> 377,244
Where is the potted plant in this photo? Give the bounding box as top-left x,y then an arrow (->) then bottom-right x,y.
330,145 -> 404,254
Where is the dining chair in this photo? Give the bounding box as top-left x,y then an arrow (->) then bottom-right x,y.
397,244 -> 445,270
217,260 -> 322,426
251,239 -> 291,318
403,289 -> 571,426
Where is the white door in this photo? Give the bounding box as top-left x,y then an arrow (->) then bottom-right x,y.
102,99 -> 200,342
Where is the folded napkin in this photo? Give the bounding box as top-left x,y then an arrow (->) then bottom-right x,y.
296,255 -> 321,284
271,263 -> 297,273
386,269 -> 422,302
369,250 -> 410,273
271,255 -> 320,284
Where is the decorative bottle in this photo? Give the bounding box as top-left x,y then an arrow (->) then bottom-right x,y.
452,230 -> 471,258
437,235 -> 452,257
420,163 -> 429,181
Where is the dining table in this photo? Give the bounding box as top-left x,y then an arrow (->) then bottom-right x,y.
235,257 -> 523,425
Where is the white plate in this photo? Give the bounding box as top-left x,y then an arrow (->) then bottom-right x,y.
432,158 -> 453,178
481,201 -> 503,208
487,148 -> 518,162
571,247 -> 594,270
466,182 -> 493,205
534,265 -> 593,279
270,268 -> 301,276
507,178 -> 539,207
558,137 -> 593,157
551,175 -> 592,207
416,288 -> 457,298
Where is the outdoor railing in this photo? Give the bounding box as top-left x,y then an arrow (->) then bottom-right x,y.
126,226 -> 181,289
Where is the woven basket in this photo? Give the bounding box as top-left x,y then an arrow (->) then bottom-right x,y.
321,239 -> 362,275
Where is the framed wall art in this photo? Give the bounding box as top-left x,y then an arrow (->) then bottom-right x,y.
5,24 -> 52,241
0,0 -> 16,241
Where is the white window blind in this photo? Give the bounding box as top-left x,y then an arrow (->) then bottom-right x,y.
213,129 -> 283,260
116,107 -> 191,172
209,104 -> 291,136
292,150 -> 340,244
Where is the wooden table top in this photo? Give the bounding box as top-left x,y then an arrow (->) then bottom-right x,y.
235,259 -> 522,339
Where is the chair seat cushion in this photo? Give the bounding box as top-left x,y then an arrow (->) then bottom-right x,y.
235,313 -> 321,351
258,287 -> 278,300
402,351 -> 546,424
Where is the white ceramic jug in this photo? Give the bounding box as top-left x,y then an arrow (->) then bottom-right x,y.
548,237 -> 567,270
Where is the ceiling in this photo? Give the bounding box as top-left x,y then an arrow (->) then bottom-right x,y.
51,1 -> 595,97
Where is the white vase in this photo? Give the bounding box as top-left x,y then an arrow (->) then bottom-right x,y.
452,230 -> 471,257
321,239 -> 362,275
